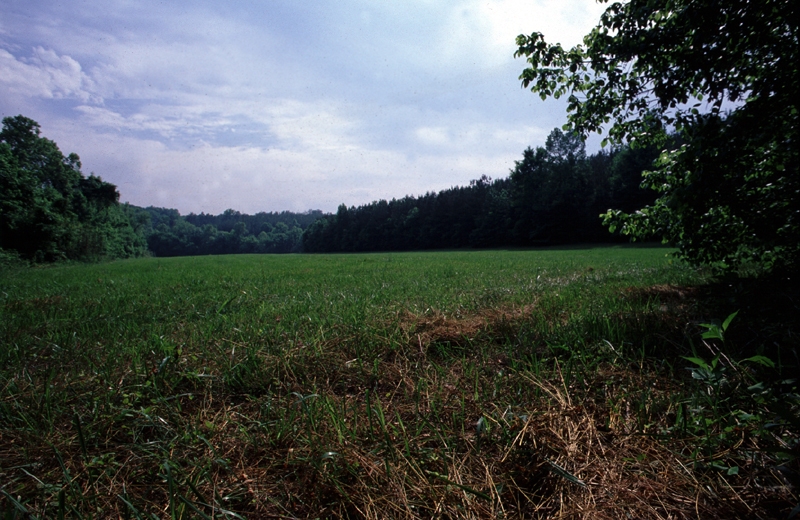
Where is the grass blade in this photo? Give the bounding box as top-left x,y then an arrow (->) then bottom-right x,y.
546,459 -> 587,488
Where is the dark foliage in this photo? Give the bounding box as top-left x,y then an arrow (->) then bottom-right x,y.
303,129 -> 658,253
515,0 -> 799,274
0,115 -> 147,262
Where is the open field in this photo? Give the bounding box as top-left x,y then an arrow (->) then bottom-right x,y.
1,247 -> 798,518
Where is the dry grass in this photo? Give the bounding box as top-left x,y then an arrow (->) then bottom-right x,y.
395,304 -> 537,352
3,306 -> 795,518
2,252 -> 797,518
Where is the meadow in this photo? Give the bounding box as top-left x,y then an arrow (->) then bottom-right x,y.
1,247 -> 797,518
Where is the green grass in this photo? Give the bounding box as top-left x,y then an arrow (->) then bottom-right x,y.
1,246 -> 796,518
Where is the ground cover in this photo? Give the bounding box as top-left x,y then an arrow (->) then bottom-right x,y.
1,246 -> 797,518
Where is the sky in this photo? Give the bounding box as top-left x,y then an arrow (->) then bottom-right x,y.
1,0 -> 608,215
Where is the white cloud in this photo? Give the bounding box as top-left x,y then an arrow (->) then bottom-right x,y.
47,113 -> 530,214
414,122 -> 549,154
0,46 -> 98,102
257,100 -> 359,151
2,0 -> 606,214
480,0 -> 608,49
415,126 -> 452,147
432,0 -> 607,70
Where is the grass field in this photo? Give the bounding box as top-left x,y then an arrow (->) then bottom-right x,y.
1,246 -> 797,518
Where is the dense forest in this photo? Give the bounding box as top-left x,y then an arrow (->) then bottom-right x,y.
133,206 -> 324,257
0,116 -> 148,262
0,115 -> 323,261
303,129 -> 659,252
2,115 -> 661,262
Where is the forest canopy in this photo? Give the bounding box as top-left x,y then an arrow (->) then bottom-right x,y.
1,115 -> 661,261
0,115 -> 147,262
0,115 -> 662,260
0,115 -> 323,262
302,129 -> 659,253
515,0 -> 799,274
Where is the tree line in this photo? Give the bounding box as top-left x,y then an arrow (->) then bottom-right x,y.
0,114 -> 322,262
133,206 -> 322,257
2,114 -> 661,263
0,116 -> 148,262
302,129 -> 659,252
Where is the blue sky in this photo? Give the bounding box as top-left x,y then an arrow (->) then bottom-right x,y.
1,0 -> 607,214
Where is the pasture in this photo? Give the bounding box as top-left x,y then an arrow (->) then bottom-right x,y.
1,247 -> 796,518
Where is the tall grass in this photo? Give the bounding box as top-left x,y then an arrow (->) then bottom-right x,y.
1,246 -> 796,518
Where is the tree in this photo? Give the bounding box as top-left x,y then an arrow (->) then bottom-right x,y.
509,129 -> 597,244
515,0 -> 799,274
470,179 -> 512,248
0,115 -> 146,261
1,116 -> 81,260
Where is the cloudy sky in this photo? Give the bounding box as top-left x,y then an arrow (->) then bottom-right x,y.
1,0 -> 607,215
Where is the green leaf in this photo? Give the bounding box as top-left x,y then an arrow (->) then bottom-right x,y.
682,356 -> 709,370
700,324 -> 723,341
721,311 -> 738,332
741,355 -> 775,368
